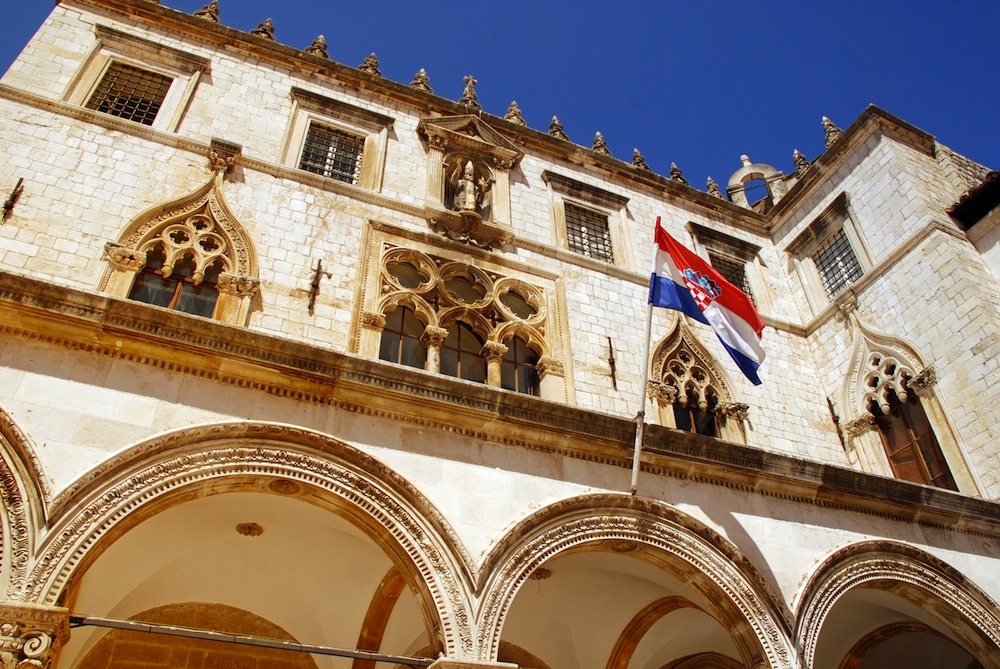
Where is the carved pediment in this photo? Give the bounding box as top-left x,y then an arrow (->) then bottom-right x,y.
417,115 -> 523,170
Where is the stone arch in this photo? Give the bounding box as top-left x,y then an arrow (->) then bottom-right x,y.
377,291 -> 439,329
99,175 -> 260,325
794,540 -> 1000,669
726,159 -> 786,211
0,403 -> 50,599
17,422 -> 477,658
476,493 -> 795,668
494,321 -> 548,357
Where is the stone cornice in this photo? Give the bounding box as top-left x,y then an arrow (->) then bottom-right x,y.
2,271 -> 999,537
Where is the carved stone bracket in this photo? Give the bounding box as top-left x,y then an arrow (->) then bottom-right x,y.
716,402 -> 750,422
209,138 -> 242,175
0,603 -> 70,669
216,273 -> 260,297
910,366 -> 936,397
843,414 -> 876,438
647,381 -> 678,406
361,311 -> 387,331
535,356 -> 564,377
428,211 -> 513,250
102,242 -> 146,272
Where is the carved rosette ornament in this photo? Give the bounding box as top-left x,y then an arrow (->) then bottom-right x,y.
361,311 -> 387,330
911,366 -> 936,396
548,116 -> 569,141
359,53 -> 382,77
216,273 -> 260,297
192,0 -> 219,23
0,603 -> 70,669
304,35 -> 329,59
102,242 -> 146,272
504,101 -> 526,126
822,116 -> 843,148
842,414 -> 876,437
410,68 -> 433,93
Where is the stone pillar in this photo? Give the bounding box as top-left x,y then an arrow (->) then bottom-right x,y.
0,602 -> 70,669
536,356 -> 566,401
426,136 -> 447,207
360,312 -> 387,359
216,273 -> 260,325
428,660 -> 517,669
482,341 -> 508,387
421,326 -> 448,373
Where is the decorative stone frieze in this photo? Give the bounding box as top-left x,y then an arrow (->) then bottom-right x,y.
102,242 -> 145,272
0,603 -> 70,669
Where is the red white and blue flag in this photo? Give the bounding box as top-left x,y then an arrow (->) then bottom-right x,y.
648,220 -> 766,385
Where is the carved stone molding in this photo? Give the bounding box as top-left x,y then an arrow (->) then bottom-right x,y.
535,356 -> 564,377
647,381 -> 678,406
209,138 -> 242,175
416,116 -> 523,172
29,423 -> 477,657
842,318 -> 928,419
102,242 -> 146,272
477,495 -> 793,668
0,603 -> 69,669
481,341 -> 508,363
842,414 -> 876,438
716,402 -> 750,422
361,311 -> 387,330
427,211 -> 513,251
796,541 -> 1000,669
420,326 -> 448,347
911,366 -> 936,397
216,273 -> 259,297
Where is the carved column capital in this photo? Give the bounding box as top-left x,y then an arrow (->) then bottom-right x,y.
535,355 -> 564,377
361,311 -> 387,331
216,273 -> 260,297
420,325 -> 448,346
910,366 -> 936,397
209,138 -> 242,175
103,242 -> 146,272
647,381 -> 678,406
843,414 -> 877,438
481,341 -> 508,363
716,401 -> 750,421
0,603 -> 70,669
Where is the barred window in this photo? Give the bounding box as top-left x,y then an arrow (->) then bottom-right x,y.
299,122 -> 365,184
812,228 -> 864,297
86,62 -> 172,126
709,252 -> 752,300
565,203 -> 613,262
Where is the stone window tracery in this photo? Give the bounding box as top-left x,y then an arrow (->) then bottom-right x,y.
365,246 -> 558,398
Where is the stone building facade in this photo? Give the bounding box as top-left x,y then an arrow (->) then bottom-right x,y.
0,1 -> 999,668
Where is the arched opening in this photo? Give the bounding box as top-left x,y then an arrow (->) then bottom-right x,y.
379,305 -> 427,369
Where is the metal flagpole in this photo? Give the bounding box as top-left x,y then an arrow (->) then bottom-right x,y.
630,218 -> 660,495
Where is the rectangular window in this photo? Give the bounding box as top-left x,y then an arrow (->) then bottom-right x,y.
565,203 -> 614,262
85,62 -> 172,126
812,228 -> 864,298
709,251 -> 752,300
298,122 -> 366,184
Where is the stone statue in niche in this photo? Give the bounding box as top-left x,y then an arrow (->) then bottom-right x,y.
447,158 -> 492,219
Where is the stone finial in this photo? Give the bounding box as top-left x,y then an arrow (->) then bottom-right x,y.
548,116 -> 569,141
359,53 -> 382,77
504,101 -> 526,126
193,0 -> 219,23
304,35 -> 329,59
740,154 -> 752,168
249,18 -> 275,41
669,162 -> 688,185
793,149 -> 811,177
822,116 -> 843,148
706,177 -> 724,198
632,149 -> 651,171
592,132 -> 611,156
459,75 -> 480,110
409,68 -> 433,93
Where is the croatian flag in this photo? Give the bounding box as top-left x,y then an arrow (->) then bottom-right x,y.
648,220 -> 766,385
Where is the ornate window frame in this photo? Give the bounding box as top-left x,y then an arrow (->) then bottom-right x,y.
65,25 -> 209,132
647,317 -> 748,443
542,171 -> 631,268
785,193 -> 874,315
839,318 -> 980,494
100,171 -> 259,325
283,87 -> 394,191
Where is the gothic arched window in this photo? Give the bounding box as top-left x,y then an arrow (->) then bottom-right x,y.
501,336 -> 540,396
441,323 -> 486,383
378,306 -> 427,370
129,244 -> 223,318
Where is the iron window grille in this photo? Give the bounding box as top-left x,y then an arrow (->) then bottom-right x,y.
565,203 -> 613,262
813,228 -> 863,298
709,252 -> 753,300
299,122 -> 365,184
86,62 -> 172,126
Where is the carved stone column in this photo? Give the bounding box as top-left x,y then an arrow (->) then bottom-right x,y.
102,242 -> 146,297
215,273 -> 260,325
482,341 -> 508,387
536,356 -> 565,401
421,326 -> 448,374
0,602 -> 70,669
425,135 -> 447,207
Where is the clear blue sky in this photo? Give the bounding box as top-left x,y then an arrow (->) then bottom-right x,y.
3,1 -> 998,192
